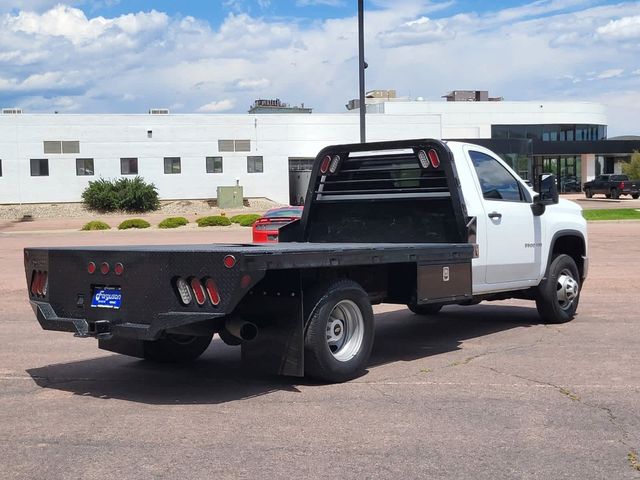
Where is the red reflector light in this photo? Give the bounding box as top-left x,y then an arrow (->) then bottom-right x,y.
87,262 -> 96,274
223,255 -> 236,269
320,155 -> 331,174
100,262 -> 110,275
240,274 -> 252,289
205,278 -> 220,305
114,263 -> 124,276
190,278 -> 206,305
619,182 -> 625,190
30,271 -> 39,295
31,271 -> 47,297
428,149 -> 440,168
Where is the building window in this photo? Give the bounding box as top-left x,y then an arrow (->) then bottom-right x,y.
218,139 -> 251,152
218,140 -> 234,152
43,141 -> 62,154
234,139 -> 250,152
247,156 -> 263,173
121,158 -> 138,175
30,159 -> 49,176
76,158 -> 94,176
43,141 -> 80,154
206,156 -> 223,173
164,157 -> 181,174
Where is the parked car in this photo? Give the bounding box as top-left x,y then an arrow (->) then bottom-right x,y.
561,176 -> 581,193
583,174 -> 640,199
252,206 -> 303,243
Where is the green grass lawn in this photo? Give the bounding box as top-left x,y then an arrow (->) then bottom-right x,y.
583,209 -> 640,221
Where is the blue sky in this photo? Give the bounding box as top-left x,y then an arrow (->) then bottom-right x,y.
0,1 -> 639,134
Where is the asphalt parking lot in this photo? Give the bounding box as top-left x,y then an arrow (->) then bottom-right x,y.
1,220 -> 639,479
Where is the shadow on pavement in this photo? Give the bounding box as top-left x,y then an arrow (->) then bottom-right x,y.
27,303 -> 540,405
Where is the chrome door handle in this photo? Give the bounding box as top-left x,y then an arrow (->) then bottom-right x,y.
488,211 -> 502,219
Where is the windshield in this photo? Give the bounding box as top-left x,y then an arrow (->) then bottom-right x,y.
264,208 -> 303,218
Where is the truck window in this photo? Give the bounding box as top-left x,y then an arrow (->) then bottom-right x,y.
469,150 -> 524,202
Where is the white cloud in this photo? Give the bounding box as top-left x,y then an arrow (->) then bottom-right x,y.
0,2 -> 639,135
197,99 -> 235,112
595,68 -> 624,79
377,16 -> 455,47
235,78 -> 271,90
596,15 -> 640,39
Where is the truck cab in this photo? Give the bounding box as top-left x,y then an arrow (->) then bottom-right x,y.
447,141 -> 587,296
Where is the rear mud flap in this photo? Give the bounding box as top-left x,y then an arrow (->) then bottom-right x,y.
239,272 -> 305,377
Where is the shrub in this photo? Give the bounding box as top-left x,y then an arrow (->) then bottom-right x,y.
229,214 -> 261,227
81,220 -> 110,231
158,216 -> 189,229
82,176 -> 160,213
196,215 -> 232,227
114,177 -> 160,212
118,218 -> 151,230
81,179 -> 117,211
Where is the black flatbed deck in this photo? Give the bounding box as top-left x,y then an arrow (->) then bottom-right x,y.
36,242 -> 474,269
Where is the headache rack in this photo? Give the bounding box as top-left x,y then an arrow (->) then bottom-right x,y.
288,139 -> 471,244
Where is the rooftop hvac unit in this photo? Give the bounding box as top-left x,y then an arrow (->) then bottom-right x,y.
149,108 -> 170,114
2,108 -> 23,114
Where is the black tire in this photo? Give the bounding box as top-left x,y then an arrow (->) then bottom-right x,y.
304,279 -> 374,383
585,188 -> 592,199
535,254 -> 581,324
144,333 -> 213,363
407,302 -> 443,315
632,194 -> 639,200
611,188 -> 620,199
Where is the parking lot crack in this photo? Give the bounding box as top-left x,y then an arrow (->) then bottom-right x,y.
479,365 -> 638,472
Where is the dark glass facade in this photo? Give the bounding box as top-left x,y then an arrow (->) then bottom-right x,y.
492,124 -> 606,142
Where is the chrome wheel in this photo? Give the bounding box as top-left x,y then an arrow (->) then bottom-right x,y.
556,268 -> 579,310
325,299 -> 364,362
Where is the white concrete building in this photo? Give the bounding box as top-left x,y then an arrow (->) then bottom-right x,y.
0,99 -> 620,205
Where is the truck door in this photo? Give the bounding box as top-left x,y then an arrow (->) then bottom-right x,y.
466,148 -> 540,284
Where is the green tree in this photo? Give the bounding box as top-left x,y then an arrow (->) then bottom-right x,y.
622,150 -> 640,180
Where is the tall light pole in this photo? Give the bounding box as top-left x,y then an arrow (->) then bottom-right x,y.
358,0 -> 366,143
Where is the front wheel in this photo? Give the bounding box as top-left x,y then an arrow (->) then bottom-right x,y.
304,280 -> 374,383
584,188 -> 593,199
535,254 -> 581,324
144,333 -> 213,363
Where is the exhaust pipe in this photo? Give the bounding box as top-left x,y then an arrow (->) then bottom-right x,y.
223,317 -> 258,342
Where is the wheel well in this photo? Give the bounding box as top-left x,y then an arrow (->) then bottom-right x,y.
552,235 -> 585,279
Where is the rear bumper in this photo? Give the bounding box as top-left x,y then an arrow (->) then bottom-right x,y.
30,300 -> 225,341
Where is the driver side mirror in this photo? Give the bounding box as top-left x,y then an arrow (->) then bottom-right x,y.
531,173 -> 559,216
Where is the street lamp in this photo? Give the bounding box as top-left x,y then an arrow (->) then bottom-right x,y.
358,0 -> 366,143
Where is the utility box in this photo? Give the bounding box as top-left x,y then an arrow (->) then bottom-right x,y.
217,186 -> 244,209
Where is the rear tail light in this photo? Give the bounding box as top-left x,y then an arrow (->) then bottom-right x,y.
417,150 -> 430,169
87,262 -> 96,274
190,278 -> 206,305
205,278 -> 220,305
428,149 -> 441,168
320,155 -> 331,174
100,262 -> 110,275
619,181 -> 625,190
329,155 -> 341,173
30,271 -> 48,298
176,277 -> 193,305
40,272 -> 48,296
114,263 -> 124,276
